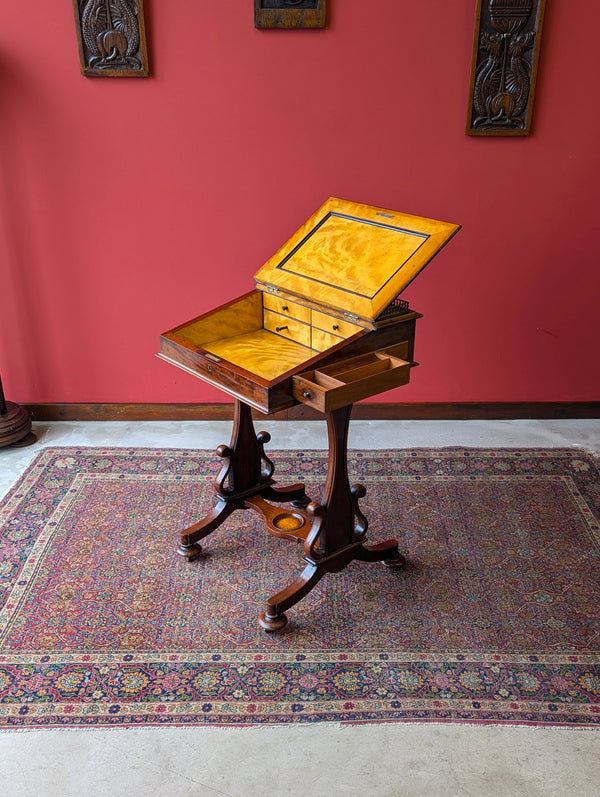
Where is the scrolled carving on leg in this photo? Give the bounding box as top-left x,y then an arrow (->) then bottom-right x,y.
350,483 -> 368,540
256,431 -> 275,481
303,501 -> 327,559
214,444 -> 235,495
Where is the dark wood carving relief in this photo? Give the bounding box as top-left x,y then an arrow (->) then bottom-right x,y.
254,0 -> 327,29
73,0 -> 149,77
466,0 -> 546,136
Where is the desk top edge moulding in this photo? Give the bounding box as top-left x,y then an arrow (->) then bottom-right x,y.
73,0 -> 150,77
158,197 -> 460,631
254,0 -> 327,29
466,0 -> 546,136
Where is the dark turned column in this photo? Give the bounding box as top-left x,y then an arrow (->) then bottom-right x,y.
319,404 -> 357,552
0,373 -> 36,448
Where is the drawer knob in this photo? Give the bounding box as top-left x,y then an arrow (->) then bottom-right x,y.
333,324 -> 339,331
303,390 -> 312,400
282,305 -> 289,312
276,326 -> 288,332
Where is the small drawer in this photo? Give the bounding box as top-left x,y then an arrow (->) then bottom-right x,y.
292,349 -> 411,413
263,294 -> 311,324
311,309 -> 362,338
311,328 -> 343,352
264,309 -> 311,348
193,351 -> 231,387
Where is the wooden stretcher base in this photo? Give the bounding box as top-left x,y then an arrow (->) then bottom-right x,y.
175,399 -> 404,631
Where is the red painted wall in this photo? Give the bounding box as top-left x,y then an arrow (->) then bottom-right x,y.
1,1 -> 599,405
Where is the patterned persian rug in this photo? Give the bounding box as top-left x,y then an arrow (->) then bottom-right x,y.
1,446 -> 599,729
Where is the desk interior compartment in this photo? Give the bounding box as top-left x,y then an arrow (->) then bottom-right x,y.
292,346 -> 412,412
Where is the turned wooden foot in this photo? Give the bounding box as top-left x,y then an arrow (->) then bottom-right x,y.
290,494 -> 312,510
258,612 -> 288,632
383,553 -> 406,568
178,542 -> 203,561
353,540 -> 401,563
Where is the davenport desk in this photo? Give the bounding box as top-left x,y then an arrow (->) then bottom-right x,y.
159,198 -> 459,631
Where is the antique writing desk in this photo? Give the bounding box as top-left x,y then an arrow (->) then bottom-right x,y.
159,198 -> 459,631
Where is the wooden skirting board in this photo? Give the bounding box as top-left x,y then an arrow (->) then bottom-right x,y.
23,402 -> 600,422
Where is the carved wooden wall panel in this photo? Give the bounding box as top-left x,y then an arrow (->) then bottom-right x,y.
466,0 -> 546,135
254,0 -> 327,29
73,0 -> 150,77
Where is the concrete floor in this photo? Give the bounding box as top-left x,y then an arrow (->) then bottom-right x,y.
1,419 -> 599,797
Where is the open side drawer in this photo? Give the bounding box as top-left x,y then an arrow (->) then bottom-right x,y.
292,344 -> 412,413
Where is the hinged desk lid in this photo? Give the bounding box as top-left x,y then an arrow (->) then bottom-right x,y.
254,198 -> 460,321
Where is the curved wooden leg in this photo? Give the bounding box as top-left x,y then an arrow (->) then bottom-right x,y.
258,561 -> 324,632
178,499 -> 238,560
258,539 -> 405,631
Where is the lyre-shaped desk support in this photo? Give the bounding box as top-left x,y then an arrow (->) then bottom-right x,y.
177,399 -> 404,631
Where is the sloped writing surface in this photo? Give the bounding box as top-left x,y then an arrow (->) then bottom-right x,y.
254,198 -> 460,321
280,213 -> 427,299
